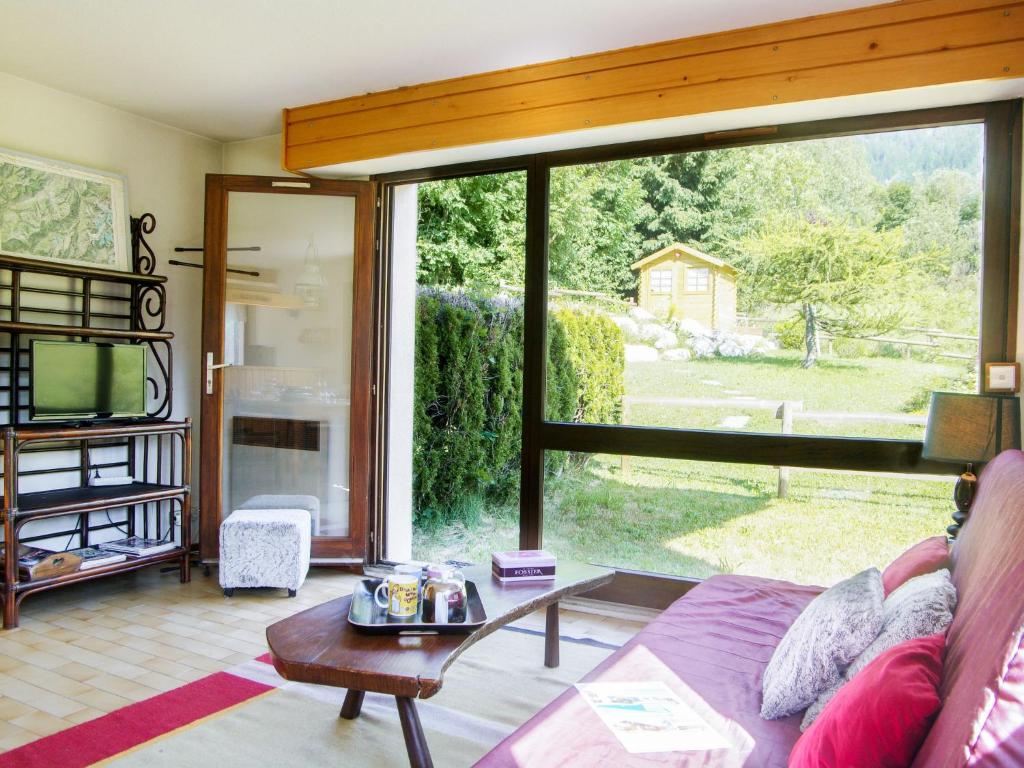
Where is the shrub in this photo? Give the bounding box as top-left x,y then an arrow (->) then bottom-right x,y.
412,290 -> 623,525
775,317 -> 805,350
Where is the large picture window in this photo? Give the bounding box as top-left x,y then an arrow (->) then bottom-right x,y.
376,101 -> 1020,600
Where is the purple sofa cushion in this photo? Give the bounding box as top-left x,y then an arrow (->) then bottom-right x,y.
912,449 -> 1024,768
474,574 -> 822,768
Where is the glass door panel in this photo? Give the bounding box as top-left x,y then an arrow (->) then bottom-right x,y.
200,176 -> 373,564
222,192 -> 354,548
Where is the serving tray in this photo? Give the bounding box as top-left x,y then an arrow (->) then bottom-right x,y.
347,577 -> 487,635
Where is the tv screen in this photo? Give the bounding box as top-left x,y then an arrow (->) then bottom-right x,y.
30,341 -> 147,421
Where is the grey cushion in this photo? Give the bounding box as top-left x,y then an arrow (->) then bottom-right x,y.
800,568 -> 956,730
760,568 -> 884,720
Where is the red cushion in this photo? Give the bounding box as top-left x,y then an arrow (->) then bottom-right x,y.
789,633 -> 945,768
882,536 -> 950,595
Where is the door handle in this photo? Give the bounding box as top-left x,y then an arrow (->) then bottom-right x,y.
206,352 -> 233,395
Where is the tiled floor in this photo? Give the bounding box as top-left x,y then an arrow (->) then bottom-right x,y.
0,565 -> 649,752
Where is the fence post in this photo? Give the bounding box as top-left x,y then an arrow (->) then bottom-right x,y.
776,401 -> 794,498
620,396 -> 632,482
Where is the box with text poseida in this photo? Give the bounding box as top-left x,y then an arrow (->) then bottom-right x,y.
491,549 -> 557,582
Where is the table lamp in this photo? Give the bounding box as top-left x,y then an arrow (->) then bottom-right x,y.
923,392 -> 1021,539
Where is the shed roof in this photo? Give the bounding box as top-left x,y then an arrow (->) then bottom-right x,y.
630,242 -> 738,275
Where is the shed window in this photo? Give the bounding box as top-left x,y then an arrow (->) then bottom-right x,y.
687,267 -> 709,292
650,269 -> 672,293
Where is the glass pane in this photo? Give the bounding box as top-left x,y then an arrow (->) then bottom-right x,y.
386,173 -> 526,564
221,192 -> 355,538
545,125 -> 984,441
543,452 -> 950,586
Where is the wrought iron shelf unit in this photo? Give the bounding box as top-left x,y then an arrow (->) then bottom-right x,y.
0,214 -> 189,629
1,420 -> 192,628
16,481 -> 188,521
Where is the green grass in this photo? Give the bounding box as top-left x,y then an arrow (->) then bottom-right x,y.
623,350 -> 972,440
413,456 -> 951,587
413,350 -> 964,586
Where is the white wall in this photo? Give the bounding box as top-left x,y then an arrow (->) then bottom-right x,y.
0,72 -> 222,540
222,134 -> 289,176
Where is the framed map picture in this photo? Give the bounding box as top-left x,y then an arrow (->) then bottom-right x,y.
0,148 -> 130,272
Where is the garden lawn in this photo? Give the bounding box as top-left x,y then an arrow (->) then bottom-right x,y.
413,350 -> 963,586
621,349 -> 971,440
413,455 -> 951,587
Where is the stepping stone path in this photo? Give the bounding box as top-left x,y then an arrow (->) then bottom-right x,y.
700,379 -> 723,386
719,415 -> 750,429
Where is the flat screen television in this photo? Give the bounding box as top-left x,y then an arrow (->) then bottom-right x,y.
30,340 -> 147,421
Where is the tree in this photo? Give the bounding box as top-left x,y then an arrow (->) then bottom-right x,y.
742,218 -> 910,368
632,151 -> 742,253
416,172 -> 526,288
548,160 -> 648,294
876,181 -> 915,231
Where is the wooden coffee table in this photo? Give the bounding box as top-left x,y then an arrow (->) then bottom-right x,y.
266,561 -> 613,768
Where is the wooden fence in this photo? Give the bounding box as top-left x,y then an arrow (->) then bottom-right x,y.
620,395 -> 929,497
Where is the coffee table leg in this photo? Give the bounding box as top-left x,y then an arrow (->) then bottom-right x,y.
545,602 -> 560,668
396,696 -> 433,768
339,689 -> 364,719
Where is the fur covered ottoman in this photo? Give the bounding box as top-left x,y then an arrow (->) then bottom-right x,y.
219,508 -> 311,597
238,494 -> 321,536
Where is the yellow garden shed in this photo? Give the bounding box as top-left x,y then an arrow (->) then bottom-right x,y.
631,243 -> 738,329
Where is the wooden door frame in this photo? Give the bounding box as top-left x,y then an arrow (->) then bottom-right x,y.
199,174 -> 377,562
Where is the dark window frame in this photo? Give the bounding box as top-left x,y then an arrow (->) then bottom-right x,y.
371,100 -> 1021,604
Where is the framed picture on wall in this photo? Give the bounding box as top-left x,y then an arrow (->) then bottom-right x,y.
0,147 -> 130,272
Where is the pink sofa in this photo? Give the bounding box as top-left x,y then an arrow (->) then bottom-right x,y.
476,449 -> 1024,767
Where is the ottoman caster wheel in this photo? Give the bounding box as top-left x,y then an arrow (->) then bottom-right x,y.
223,588 -> 234,598
287,589 -> 297,598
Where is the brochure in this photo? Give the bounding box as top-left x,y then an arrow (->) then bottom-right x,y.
575,681 -> 730,754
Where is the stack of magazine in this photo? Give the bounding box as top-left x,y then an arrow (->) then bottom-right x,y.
67,547 -> 127,570
98,537 -> 176,557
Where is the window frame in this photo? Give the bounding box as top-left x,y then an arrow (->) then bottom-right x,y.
371,101 -> 1021,604
685,266 -> 710,293
649,268 -> 673,294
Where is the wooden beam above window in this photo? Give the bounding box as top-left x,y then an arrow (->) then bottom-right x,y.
283,0 -> 1023,171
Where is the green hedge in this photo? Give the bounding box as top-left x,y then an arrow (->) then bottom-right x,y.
413,289 -> 624,525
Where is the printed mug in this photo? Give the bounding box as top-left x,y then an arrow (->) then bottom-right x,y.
374,574 -> 419,618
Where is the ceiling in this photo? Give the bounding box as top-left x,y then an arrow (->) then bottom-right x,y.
0,0 -> 879,142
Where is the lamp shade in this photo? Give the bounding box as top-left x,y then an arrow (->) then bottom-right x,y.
923,392 -> 1021,465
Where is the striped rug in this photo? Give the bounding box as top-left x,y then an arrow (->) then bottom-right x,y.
0,627 -> 617,767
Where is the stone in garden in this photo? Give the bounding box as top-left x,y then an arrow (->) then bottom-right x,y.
624,344 -> 659,363
662,348 -> 692,361
719,415 -> 750,429
629,307 -> 656,322
674,318 -> 709,337
690,336 -> 717,357
718,339 -> 745,357
611,315 -> 641,342
653,328 -> 679,350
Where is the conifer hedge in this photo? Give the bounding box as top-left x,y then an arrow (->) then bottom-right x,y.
413,289 -> 624,525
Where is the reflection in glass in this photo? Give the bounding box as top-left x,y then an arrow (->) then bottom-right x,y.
222,193 -> 354,539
